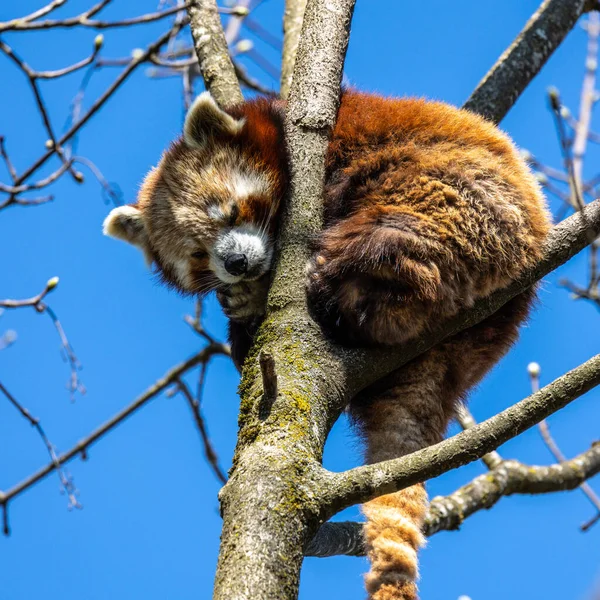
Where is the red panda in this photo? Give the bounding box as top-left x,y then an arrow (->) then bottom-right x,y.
103,90 -> 550,600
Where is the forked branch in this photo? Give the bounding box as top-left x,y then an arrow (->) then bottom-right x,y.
306,443 -> 600,557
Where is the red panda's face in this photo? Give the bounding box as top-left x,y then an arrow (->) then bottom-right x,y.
103,93 -> 283,296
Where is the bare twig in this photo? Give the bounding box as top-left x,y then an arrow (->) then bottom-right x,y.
0,161 -> 73,196
0,277 -> 59,309
234,61 -> 275,95
0,2 -> 195,32
0,278 -> 84,400
224,0 -> 251,44
552,13 -> 600,301
1,22 -> 185,211
184,300 -> 221,345
175,377 -> 228,484
548,88 -> 585,211
0,39 -> 89,185
0,344 -> 229,513
0,136 -> 17,183
529,362 -> 600,530
0,381 -> 81,526
572,13 -> 600,201
72,156 -> 122,205
561,276 -> 600,307
14,0 -> 68,25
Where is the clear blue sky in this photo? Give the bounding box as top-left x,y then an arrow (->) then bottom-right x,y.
1,2 -> 599,599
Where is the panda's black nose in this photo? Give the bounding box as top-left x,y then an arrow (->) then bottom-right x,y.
225,253 -> 248,276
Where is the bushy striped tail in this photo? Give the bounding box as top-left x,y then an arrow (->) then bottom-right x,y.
362,484 -> 427,600
352,284 -> 536,599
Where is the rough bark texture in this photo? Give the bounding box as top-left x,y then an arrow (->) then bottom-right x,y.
456,404 -> 503,469
306,443 -> 600,557
326,353 -> 600,511
281,0 -> 308,99
186,0 -> 243,108
212,2 -> 356,598
423,448 -> 600,534
464,0 -> 589,123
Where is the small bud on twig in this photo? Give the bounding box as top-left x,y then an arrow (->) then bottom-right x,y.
234,40 -> 254,54
46,276 -> 60,292
230,6 -> 250,16
547,86 -> 561,111
527,362 -> 541,377
559,106 -> 571,119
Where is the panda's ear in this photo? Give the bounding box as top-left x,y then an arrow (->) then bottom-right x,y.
183,92 -> 245,149
103,204 -> 152,264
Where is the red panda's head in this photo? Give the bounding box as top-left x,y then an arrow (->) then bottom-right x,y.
103,93 -> 286,295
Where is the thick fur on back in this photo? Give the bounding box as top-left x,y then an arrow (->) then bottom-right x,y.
104,90 -> 550,600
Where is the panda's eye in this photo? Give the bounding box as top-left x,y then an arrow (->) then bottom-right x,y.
191,250 -> 208,260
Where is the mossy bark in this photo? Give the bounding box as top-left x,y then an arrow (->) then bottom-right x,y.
212,1 -> 356,598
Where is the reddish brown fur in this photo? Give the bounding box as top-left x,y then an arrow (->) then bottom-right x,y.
105,90 -> 550,600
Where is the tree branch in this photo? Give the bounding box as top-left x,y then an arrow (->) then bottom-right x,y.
0,381 -> 81,524
212,1 -> 356,598
2,23 -> 185,210
306,443 -> 600,557
1,278 -> 84,400
464,0 -> 590,123
186,0 -> 243,108
0,2 -> 198,32
325,353 -> 600,512
531,364 -> 600,530
0,344 -> 228,511
280,0 -> 307,99
175,376 -> 228,484
456,403 -> 503,469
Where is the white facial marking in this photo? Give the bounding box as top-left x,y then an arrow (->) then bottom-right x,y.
230,171 -> 271,201
210,225 -> 272,284
172,258 -> 192,289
